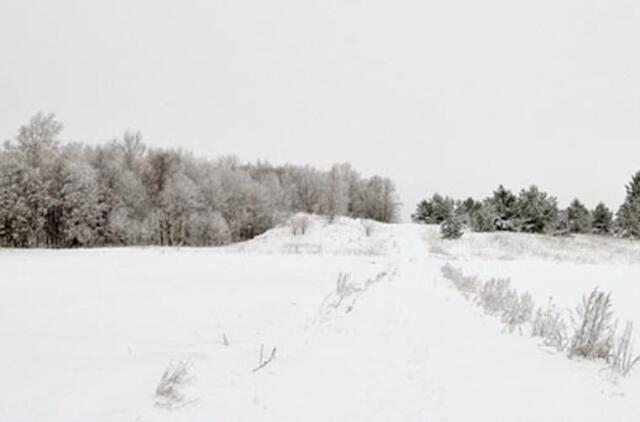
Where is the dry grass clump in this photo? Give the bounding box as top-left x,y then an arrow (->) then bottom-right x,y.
361,219 -> 375,237
441,264 -> 640,378
476,278 -> 513,316
317,271 -> 388,319
609,322 -> 640,377
442,264 -> 533,333
253,344 -> 277,373
501,292 -> 534,333
290,215 -> 310,236
441,263 -> 479,299
568,288 -> 615,360
155,360 -> 193,409
532,300 -> 568,351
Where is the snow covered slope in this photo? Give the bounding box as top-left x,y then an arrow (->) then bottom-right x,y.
1,220 -> 639,421
235,214 -> 395,256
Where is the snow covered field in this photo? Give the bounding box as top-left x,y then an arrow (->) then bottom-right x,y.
427,226 -> 640,330
2,217 -> 640,421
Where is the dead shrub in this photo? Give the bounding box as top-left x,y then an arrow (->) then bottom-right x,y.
441,266 -> 639,378
155,360 -> 193,409
253,344 -> 277,373
361,220 -> 375,237
318,271 -> 388,318
568,288 -> 615,360
476,277 -> 513,315
501,292 -> 534,333
440,263 -> 479,298
609,321 -> 640,377
440,263 -> 461,281
532,300 -> 568,351
290,215 -> 310,236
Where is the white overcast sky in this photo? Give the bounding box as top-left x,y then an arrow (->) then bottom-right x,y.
1,0 -> 639,219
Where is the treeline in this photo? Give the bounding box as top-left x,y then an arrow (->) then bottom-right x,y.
0,113 -> 398,248
413,174 -> 640,238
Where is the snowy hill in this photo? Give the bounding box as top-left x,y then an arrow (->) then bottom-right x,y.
1,218 -> 640,421
235,214 -> 396,256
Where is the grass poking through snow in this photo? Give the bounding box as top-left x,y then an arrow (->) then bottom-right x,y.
441,263 -> 640,379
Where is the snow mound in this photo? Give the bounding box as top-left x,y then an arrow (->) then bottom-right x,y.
235,214 -> 394,256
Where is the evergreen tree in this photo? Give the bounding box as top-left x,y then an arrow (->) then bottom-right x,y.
565,199 -> 591,234
617,200 -> 640,238
440,216 -> 463,239
514,185 -> 559,233
455,197 -> 481,225
412,194 -> 454,224
617,171 -> 640,238
412,200 -> 432,223
554,209 -> 570,234
591,202 -> 613,234
469,200 -> 498,232
489,185 -> 517,231
625,171 -> 640,202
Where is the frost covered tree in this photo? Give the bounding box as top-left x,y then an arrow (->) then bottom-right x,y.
489,185 -> 517,231
412,194 -> 454,224
185,211 -> 231,246
0,113 -> 63,246
0,113 -> 399,247
158,171 -> 201,245
514,185 -> 559,233
0,149 -> 33,246
55,148 -> 104,246
440,216 -> 463,239
452,197 -> 480,226
616,171 -> 640,238
469,199 -> 498,232
214,166 -> 274,240
616,200 -> 640,238
371,177 -> 399,223
326,163 -> 350,222
565,199 -> 591,234
289,165 -> 325,214
591,202 -> 613,234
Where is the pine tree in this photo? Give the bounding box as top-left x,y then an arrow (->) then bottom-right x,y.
441,216 -> 463,239
412,200 -> 432,223
617,199 -> 640,238
514,185 -> 559,233
455,197 -> 481,225
469,200 -> 498,232
489,185 -> 517,231
566,199 -> 591,234
412,194 -> 454,224
625,171 -> 640,202
591,202 -> 613,234
616,171 -> 640,238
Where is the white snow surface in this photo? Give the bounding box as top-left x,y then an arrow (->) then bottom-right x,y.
235,214 -> 395,256
1,218 -> 640,421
